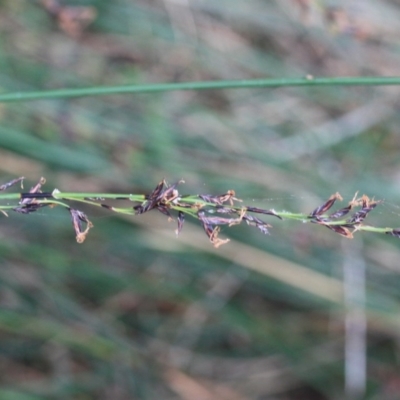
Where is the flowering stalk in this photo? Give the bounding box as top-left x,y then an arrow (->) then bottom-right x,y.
0,177 -> 398,247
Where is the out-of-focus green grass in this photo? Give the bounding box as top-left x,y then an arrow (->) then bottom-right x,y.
1,1 -> 400,399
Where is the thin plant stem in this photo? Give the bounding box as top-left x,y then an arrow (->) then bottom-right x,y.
0,76 -> 400,102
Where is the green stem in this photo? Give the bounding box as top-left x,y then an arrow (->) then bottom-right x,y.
1,76 -> 399,102
40,199 -> 71,208
275,211 -> 308,220
356,225 -> 393,234
51,192 -> 145,202
0,193 -> 21,200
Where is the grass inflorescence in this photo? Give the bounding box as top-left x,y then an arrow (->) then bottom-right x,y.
0,177 -> 398,247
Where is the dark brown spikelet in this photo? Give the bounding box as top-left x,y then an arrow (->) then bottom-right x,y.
198,214 -> 239,226
68,208 -> 93,243
309,192 -> 385,239
135,180 -> 183,215
198,210 -> 215,238
157,204 -> 173,218
242,214 -> 271,234
159,180 -> 183,203
310,192 -> 343,217
133,204 -> 144,214
387,229 -> 400,238
199,190 -> 240,206
176,211 -> 185,235
328,204 -> 353,219
214,206 -> 237,214
198,194 -> 216,204
323,224 -> 353,238
197,210 -> 230,247
328,192 -> 359,219
347,195 -> 381,224
139,180 -> 165,213
13,203 -> 51,214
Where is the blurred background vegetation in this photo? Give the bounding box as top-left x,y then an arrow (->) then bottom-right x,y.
1,0 -> 400,399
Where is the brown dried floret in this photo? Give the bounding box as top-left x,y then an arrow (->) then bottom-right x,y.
209,227 -> 230,248
156,204 -> 173,218
159,180 -> 184,203
242,214 -> 271,234
138,180 -> 165,214
328,192 -> 359,219
347,195 -> 381,224
310,192 -> 343,217
175,211 -> 185,235
323,224 -> 353,238
199,190 -> 241,206
69,208 -> 93,243
197,210 -> 230,247
328,204 -> 353,219
134,180 -> 183,215
198,213 -> 240,227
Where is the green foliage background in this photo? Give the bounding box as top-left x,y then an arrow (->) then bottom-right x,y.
1,1 -> 400,399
